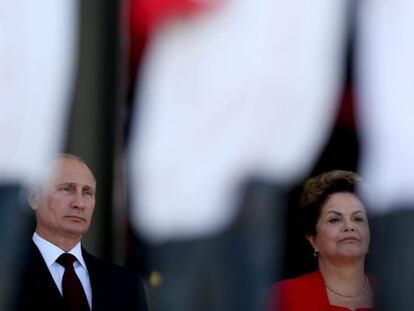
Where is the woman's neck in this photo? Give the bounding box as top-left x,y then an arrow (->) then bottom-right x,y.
318,258 -> 374,310
318,258 -> 366,294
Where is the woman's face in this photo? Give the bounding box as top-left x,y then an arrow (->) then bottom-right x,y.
308,192 -> 370,263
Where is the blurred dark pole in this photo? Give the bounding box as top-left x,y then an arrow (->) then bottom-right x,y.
0,185 -> 34,311
65,0 -> 126,261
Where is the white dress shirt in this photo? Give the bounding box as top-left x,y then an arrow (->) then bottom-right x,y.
32,233 -> 92,308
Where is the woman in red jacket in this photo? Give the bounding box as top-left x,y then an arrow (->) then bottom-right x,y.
269,170 -> 375,311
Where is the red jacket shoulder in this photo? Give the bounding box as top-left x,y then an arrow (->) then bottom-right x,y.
268,271 -> 329,311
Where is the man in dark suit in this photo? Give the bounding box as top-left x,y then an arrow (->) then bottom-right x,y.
15,154 -> 147,311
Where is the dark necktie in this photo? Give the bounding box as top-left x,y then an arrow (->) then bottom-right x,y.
56,253 -> 90,311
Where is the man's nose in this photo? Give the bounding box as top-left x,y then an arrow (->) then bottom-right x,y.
71,191 -> 86,209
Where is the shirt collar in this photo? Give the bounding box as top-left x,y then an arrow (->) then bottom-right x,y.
32,232 -> 87,269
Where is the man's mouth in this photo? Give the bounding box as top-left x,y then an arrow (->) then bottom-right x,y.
65,215 -> 85,222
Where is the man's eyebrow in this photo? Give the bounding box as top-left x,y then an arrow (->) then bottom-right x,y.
83,185 -> 96,191
56,182 -> 75,187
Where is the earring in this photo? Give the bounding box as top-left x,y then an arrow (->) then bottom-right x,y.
313,250 -> 318,258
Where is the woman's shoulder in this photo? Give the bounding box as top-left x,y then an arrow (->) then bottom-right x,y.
268,271 -> 328,311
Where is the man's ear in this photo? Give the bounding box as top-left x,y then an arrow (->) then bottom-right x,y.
28,187 -> 40,211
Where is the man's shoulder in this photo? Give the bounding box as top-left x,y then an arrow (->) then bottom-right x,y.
82,249 -> 142,282
82,249 -> 148,311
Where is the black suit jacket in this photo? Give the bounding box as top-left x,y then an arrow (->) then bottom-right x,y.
15,242 -> 148,311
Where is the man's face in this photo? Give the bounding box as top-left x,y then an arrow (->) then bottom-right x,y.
32,157 -> 96,244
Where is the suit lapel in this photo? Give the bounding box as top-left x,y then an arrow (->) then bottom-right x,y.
25,242 -> 64,308
83,249 -> 106,310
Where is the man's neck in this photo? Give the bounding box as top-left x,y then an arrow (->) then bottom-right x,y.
35,229 -> 82,252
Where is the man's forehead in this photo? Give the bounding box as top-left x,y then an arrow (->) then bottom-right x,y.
48,157 -> 96,188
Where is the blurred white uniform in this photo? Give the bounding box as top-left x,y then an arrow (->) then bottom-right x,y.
129,0 -> 348,242
0,0 -> 78,185
356,0 -> 414,213
0,2 -> 77,309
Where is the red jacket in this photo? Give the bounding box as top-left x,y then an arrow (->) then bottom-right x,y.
268,270 -> 375,311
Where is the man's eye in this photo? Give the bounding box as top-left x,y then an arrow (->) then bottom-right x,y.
83,188 -> 95,196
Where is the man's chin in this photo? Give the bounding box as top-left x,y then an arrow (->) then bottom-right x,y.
62,225 -> 88,239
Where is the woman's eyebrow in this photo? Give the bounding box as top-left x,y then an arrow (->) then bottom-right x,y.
325,211 -> 342,216
324,210 -> 365,216
351,210 -> 365,215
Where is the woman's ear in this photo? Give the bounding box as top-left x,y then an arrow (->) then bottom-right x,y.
306,234 -> 317,251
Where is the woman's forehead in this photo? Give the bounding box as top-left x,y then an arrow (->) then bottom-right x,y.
321,192 -> 365,214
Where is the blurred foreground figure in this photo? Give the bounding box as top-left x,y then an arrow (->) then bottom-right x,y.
0,1 -> 78,309
128,0 -> 347,310
356,1 -> 414,310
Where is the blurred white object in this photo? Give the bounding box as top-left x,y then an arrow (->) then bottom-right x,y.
0,0 -> 78,185
356,0 -> 414,213
129,0 -> 348,242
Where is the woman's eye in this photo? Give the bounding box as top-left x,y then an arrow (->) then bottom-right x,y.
354,217 -> 365,223
328,218 -> 340,224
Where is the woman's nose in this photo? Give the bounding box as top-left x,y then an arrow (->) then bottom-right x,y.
343,219 -> 355,231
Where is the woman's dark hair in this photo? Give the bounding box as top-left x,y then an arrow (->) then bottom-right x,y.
300,170 -> 362,236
